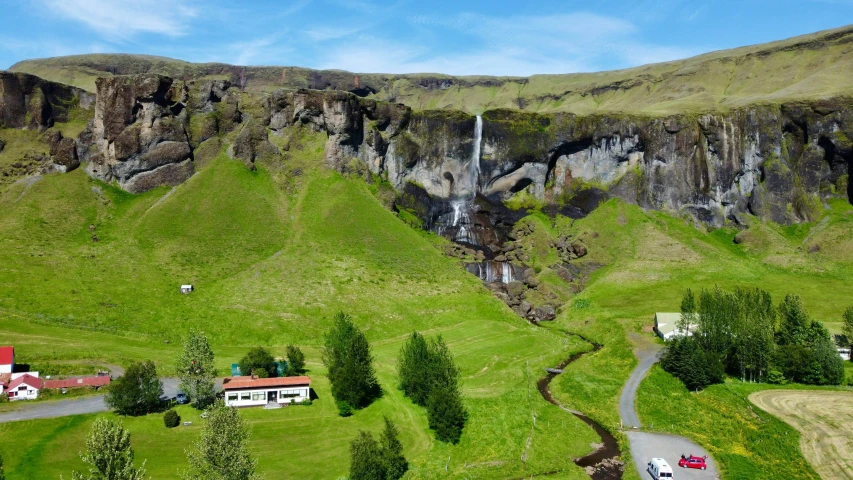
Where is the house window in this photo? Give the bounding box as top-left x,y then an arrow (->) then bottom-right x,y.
251,392 -> 264,401
240,392 -> 251,401
280,389 -> 300,398
227,393 -> 238,402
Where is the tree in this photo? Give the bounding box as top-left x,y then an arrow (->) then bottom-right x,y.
105,361 -> 163,416
70,418 -> 147,480
397,332 -> 434,406
182,401 -> 261,480
842,307 -> 853,361
0,453 -> 5,480
285,345 -> 305,376
427,383 -> 467,443
380,417 -> 408,480
238,347 -> 277,378
777,294 -> 811,346
678,288 -> 696,335
349,431 -> 385,480
176,330 -> 216,409
322,312 -> 380,414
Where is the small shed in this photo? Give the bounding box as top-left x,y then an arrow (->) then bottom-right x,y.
654,312 -> 695,341
180,284 -> 194,294
0,346 -> 14,374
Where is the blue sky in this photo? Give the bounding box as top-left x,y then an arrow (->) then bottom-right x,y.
1,0 -> 851,75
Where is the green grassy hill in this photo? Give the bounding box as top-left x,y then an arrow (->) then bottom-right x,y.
9,24 -> 853,115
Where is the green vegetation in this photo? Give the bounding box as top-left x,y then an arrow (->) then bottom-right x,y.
349,417 -> 408,480
176,330 -> 216,408
398,332 -> 467,443
322,312 -> 381,415
284,345 -> 305,375
105,361 -> 163,416
182,401 -> 259,480
70,417 -> 147,480
237,347 -> 277,379
163,410 -> 180,428
638,367 -> 821,480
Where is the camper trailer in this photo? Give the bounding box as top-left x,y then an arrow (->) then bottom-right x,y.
647,458 -> 673,479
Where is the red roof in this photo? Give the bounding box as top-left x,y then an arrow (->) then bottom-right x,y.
7,374 -> 43,390
222,375 -> 311,390
0,347 -> 13,365
44,376 -> 111,389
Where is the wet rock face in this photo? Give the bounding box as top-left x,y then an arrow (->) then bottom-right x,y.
0,71 -> 92,130
85,75 -> 194,193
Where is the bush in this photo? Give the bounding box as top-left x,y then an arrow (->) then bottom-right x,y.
767,370 -> 787,385
336,400 -> 353,417
164,409 -> 181,428
302,399 -> 313,406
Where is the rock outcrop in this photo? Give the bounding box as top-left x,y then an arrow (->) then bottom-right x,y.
84,75 -> 194,193
0,71 -> 93,130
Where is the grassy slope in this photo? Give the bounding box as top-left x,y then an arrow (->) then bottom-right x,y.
544,198 -> 853,480
0,143 -> 604,478
9,24 -> 853,115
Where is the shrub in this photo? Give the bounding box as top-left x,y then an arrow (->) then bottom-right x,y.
767,370 -> 787,385
164,409 -> 181,428
302,399 -> 313,406
336,400 -> 353,417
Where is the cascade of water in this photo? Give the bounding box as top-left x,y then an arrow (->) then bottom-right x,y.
469,115 -> 482,195
501,262 -> 514,284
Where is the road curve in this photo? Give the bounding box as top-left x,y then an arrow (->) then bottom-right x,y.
621,342 -> 719,479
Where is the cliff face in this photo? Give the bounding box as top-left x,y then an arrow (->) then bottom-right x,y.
267,89 -> 852,227
0,71 -> 93,130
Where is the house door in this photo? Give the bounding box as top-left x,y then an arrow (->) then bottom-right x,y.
267,391 -> 277,403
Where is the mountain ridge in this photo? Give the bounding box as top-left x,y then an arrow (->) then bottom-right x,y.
8,24 -> 853,116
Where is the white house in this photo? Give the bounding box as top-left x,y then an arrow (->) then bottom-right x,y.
0,346 -> 14,374
180,284 -> 194,294
6,373 -> 43,401
223,375 -> 311,407
654,312 -> 696,341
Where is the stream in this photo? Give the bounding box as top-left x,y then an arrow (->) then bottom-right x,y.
535,331 -> 623,480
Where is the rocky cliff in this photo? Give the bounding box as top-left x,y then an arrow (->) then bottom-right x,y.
0,71 -> 93,130
266,89 -> 852,230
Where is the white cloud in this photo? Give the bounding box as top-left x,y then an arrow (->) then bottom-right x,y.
35,0 -> 199,40
315,12 -> 702,76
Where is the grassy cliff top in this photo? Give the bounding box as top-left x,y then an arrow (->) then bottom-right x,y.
8,24 -> 853,116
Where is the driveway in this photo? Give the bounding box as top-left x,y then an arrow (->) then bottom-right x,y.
0,377 -> 221,423
626,431 -> 718,480
621,337 -> 719,479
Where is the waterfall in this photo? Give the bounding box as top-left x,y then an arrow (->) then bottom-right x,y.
501,262 -> 514,284
470,261 -> 514,284
469,115 -> 482,195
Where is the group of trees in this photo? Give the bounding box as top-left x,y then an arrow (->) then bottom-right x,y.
323,312 -> 381,416
664,287 -> 845,390
66,401 -> 260,480
349,417 -> 409,480
237,345 -> 305,379
107,330 -> 308,415
397,332 -> 467,443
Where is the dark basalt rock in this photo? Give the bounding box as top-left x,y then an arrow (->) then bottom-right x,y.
0,71 -> 91,130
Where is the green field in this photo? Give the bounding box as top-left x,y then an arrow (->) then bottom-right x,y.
0,111 -> 852,478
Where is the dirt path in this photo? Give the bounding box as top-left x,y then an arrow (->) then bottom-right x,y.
619,340 -> 662,429
750,389 -> 853,480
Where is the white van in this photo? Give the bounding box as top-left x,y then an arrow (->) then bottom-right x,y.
647,458 -> 673,479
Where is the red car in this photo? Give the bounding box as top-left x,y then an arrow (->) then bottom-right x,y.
678,455 -> 708,470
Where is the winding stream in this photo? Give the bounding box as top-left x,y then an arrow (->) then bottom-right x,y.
535,331 -> 623,480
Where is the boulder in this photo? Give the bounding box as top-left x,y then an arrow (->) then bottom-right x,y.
506,280 -> 527,299
230,120 -> 279,168
535,305 -> 557,321
48,132 -> 79,172
571,241 -> 588,258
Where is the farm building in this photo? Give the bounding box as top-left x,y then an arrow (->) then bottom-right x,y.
44,375 -> 111,390
654,312 -> 696,340
223,375 -> 311,407
0,346 -> 14,374
6,373 -> 43,400
180,284 -> 194,294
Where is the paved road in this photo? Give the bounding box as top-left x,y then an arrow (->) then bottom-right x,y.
619,344 -> 662,429
621,339 -> 719,479
0,377 -> 197,423
626,431 -> 718,480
